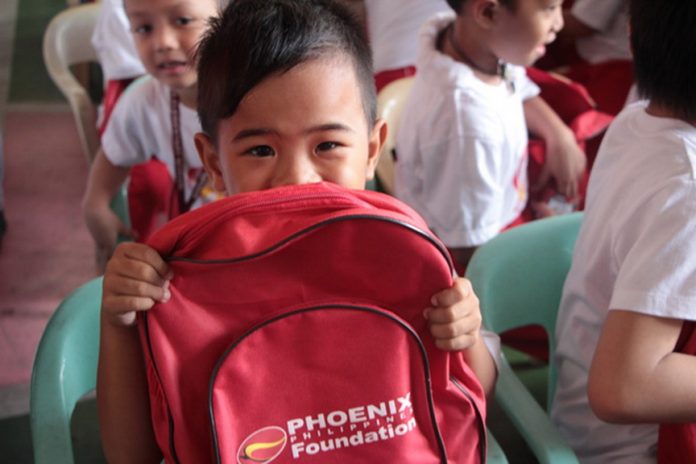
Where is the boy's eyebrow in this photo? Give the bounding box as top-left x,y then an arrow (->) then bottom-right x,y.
232,124 -> 355,141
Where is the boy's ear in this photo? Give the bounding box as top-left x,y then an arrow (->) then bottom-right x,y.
472,0 -> 499,29
194,132 -> 227,193
365,118 -> 388,181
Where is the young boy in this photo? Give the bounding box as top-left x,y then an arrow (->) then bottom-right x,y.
82,0 -> 223,268
394,0 -> 586,271
552,0 -> 696,462
97,0 -> 498,461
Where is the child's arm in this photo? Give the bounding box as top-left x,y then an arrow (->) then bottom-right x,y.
426,277 -> 497,395
82,149 -> 134,266
523,95 -> 587,201
97,243 -> 171,463
588,310 -> 696,423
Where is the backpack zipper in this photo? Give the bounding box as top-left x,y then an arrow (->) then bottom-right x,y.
169,213 -> 454,273
450,376 -> 487,463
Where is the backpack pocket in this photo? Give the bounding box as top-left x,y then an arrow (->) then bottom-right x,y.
209,304 -> 448,464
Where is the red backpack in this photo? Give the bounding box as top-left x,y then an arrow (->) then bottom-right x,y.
140,182 -> 487,464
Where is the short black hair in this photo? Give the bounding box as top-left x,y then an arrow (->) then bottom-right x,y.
196,0 -> 376,141
446,0 -> 515,15
630,0 -> 696,121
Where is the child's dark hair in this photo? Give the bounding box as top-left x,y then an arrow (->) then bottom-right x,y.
446,0 -> 515,15
197,0 -> 376,141
630,0 -> 696,121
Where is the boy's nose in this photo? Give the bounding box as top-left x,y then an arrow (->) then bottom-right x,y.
153,26 -> 177,51
270,155 -> 322,188
552,7 -> 564,33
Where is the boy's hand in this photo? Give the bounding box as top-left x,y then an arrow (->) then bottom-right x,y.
102,242 -> 171,327
425,277 -> 482,351
534,128 -> 586,200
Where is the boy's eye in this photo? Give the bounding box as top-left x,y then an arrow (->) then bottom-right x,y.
247,146 -> 275,157
175,17 -> 194,26
316,141 -> 340,152
133,24 -> 152,34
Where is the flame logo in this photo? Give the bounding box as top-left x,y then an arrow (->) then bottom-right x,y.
237,426 -> 287,464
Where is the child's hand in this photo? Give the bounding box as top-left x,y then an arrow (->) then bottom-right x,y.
102,242 -> 171,327
534,128 -> 586,200
425,277 -> 482,351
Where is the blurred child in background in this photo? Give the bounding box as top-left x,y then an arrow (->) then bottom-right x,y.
395,0 -> 586,272
552,0 -> 696,461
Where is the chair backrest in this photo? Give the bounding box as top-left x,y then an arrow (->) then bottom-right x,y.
43,3 -> 101,163
30,277 -> 103,464
375,76 -> 415,195
466,213 -> 582,409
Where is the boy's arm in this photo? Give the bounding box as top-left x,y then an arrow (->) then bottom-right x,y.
98,319 -> 162,464
427,278 -> 497,395
588,310 -> 696,423
523,95 -> 586,200
97,243 -> 171,463
82,149 -> 133,262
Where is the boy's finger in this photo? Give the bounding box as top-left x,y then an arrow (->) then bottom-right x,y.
118,243 -> 172,280
105,275 -> 171,302
434,333 -> 478,352
429,319 -> 477,340
430,278 -> 474,307
103,295 -> 158,313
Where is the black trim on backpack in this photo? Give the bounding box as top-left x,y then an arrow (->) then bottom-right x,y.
450,376 -> 487,463
142,315 -> 182,464
167,214 -> 455,274
207,304 -> 449,464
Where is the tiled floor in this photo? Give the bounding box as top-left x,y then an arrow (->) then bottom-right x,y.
0,110 -> 97,390
0,0 -> 95,421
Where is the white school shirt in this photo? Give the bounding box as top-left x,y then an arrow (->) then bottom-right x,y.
91,0 -> 145,81
571,0 -> 631,64
101,76 -> 204,202
394,13 -> 538,248
552,102 -> 696,464
364,0 -> 451,73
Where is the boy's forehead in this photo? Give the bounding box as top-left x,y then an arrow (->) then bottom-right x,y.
123,0 -> 216,13
225,57 -> 370,128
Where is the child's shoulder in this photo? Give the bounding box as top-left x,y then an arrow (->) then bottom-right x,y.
119,75 -> 167,105
114,75 -> 169,116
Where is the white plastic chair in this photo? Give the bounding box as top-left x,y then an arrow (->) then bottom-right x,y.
375,76 -> 415,195
43,3 -> 101,163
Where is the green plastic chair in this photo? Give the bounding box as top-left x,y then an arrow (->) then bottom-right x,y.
466,213 -> 583,464
30,277 -> 103,464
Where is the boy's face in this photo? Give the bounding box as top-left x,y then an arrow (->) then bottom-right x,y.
489,0 -> 564,66
196,57 -> 386,195
124,0 -> 218,92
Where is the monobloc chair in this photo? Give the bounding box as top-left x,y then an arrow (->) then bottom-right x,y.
375,76 -> 415,195
30,277 -> 103,464
43,2 -> 130,254
28,280 -> 511,463
43,2 -> 101,164
466,213 -> 583,464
